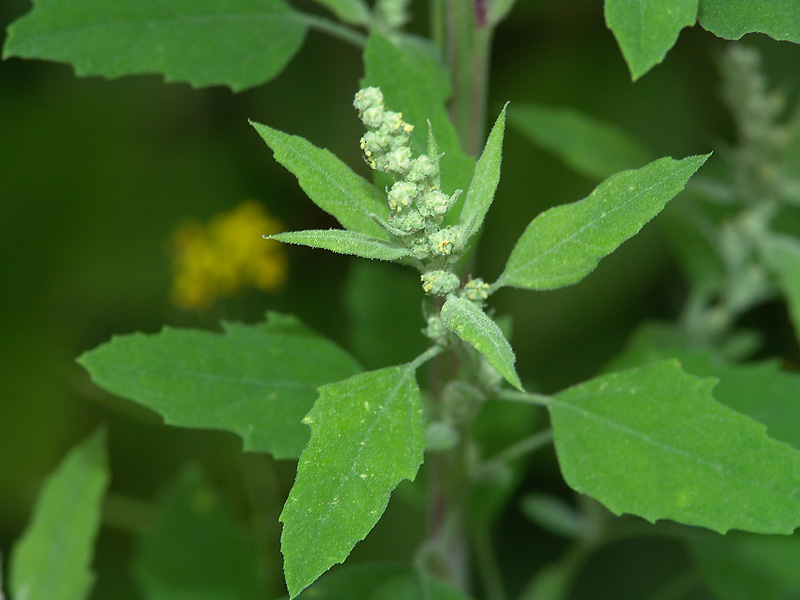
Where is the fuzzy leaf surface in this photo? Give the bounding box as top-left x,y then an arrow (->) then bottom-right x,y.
698,0 -> 800,42
134,465 -> 261,600
763,234 -> 800,344
280,365 -> 425,597
2,0 -> 306,91
77,313 -> 361,459
9,429 -> 109,600
270,230 -> 412,261
311,0 -> 370,25
551,360 -> 800,534
459,105 -> 507,244
605,0 -> 699,80
250,122 -> 390,240
440,294 -> 522,391
496,154 -> 709,291
510,104 -> 651,180
363,32 -> 474,194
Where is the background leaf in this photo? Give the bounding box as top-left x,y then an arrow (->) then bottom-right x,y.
2,0 -> 306,91
698,0 -> 800,43
133,465 -> 262,600
77,313 -> 361,460
605,0 -> 699,80
250,122 -> 390,240
762,234 -> 800,343
270,229 -> 412,262
9,429 -> 109,600
495,154 -> 709,291
440,294 -> 522,391
311,0 -> 370,25
551,360 -> 800,534
280,364 -> 425,598
509,104 -> 651,180
458,105 -> 507,244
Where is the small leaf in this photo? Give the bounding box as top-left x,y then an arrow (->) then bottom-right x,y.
10,429 -> 109,600
280,364 -> 425,597
134,465 -> 261,600
698,0 -> 800,42
551,360 -> 800,534
605,0 -> 699,80
311,0 -> 370,25
270,229 -> 413,261
459,104 -> 508,244
440,294 -> 522,391
2,0 -> 306,91
762,234 -> 800,344
495,154 -> 710,291
509,104 -> 651,180
363,32 -> 474,195
77,313 -> 361,459
250,121 -> 391,240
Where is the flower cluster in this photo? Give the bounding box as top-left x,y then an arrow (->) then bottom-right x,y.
354,87 -> 464,294
169,201 -> 287,310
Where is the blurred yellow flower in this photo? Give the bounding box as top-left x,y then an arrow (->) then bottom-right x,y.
168,201 -> 287,310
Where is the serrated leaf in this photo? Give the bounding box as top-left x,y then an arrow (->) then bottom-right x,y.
605,0 -> 699,80
311,0 -> 370,25
270,229 -> 412,261
134,465 -> 261,600
551,360 -> 800,534
698,0 -> 800,42
250,122 -> 390,240
509,104 -> 651,180
2,0 -> 306,91
280,364 -> 425,598
77,313 -> 361,459
495,154 -> 710,291
9,429 -> 109,600
458,104 -> 507,244
440,294 -> 522,391
363,32 -> 474,195
762,234 -> 800,343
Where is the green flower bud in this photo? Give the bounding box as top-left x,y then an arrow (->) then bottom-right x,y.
388,181 -> 417,212
418,189 -> 451,218
421,270 -> 460,295
390,206 -> 425,234
463,277 -> 490,303
429,226 -> 460,256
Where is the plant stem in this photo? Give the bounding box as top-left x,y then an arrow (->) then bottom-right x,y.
295,14 -> 367,47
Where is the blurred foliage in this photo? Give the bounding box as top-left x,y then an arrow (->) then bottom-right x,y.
4,0 -> 800,598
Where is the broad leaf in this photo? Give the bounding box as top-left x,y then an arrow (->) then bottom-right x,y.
363,32 -> 474,195
10,429 -> 109,600
551,360 -> 800,534
77,313 -> 361,459
280,364 -> 425,598
250,122 -> 390,241
605,0 -> 699,80
2,0 -> 306,91
698,0 -> 800,43
312,0 -> 370,25
458,105 -> 508,244
134,465 -> 261,600
762,234 -> 800,343
509,104 -> 651,180
440,294 -> 522,391
269,229 -> 413,261
495,154 -> 709,291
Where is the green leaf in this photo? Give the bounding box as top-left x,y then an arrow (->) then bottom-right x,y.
2,0 -> 306,91
363,31 -> 474,195
270,229 -> 413,262
134,465 -> 261,600
9,429 -> 109,600
280,364 -> 425,597
509,104 -> 651,180
440,294 -> 522,391
551,360 -> 800,534
77,313 -> 361,460
495,154 -> 710,291
250,122 -> 391,240
698,0 -> 800,42
458,104 -> 508,245
605,0 -> 699,80
311,0 -> 370,25
762,234 -> 800,343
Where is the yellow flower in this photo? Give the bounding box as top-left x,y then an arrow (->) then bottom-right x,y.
168,201 -> 287,310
